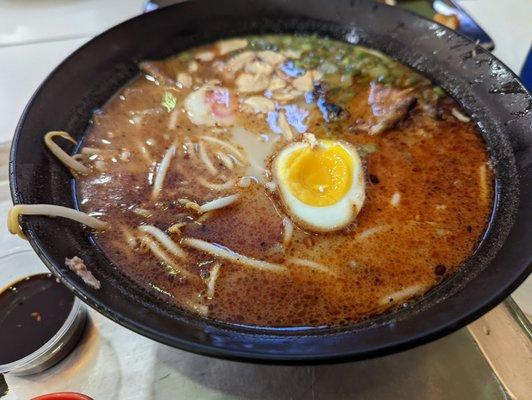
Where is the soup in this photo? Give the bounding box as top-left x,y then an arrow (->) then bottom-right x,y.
13,35 -> 493,327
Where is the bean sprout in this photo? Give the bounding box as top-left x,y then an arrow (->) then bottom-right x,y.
142,235 -> 194,279
216,152 -> 234,169
44,131 -> 90,175
478,164 -> 489,205
167,109 -> 179,130
197,176 -> 236,191
206,263 -> 221,299
199,135 -> 247,162
451,108 -> 471,123
8,204 -> 108,240
181,237 -> 285,272
152,145 -> 176,198
198,141 -> 218,175
138,224 -> 186,258
198,194 -> 240,213
355,225 -> 390,241
379,284 -> 425,305
282,217 -> 293,247
286,257 -> 336,276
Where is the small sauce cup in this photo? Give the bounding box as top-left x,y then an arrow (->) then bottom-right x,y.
0,249 -> 87,375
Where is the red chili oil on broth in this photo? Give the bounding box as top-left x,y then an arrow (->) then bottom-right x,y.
77,35 -> 493,327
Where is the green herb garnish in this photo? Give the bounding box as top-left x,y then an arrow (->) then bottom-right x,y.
433,86 -> 445,97
161,91 -> 177,112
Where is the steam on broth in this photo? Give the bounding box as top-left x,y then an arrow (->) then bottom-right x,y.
12,35 -> 493,327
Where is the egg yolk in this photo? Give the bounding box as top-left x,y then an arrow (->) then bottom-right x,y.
284,142 -> 353,206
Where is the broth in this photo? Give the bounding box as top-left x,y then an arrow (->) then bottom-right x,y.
76,35 -> 493,327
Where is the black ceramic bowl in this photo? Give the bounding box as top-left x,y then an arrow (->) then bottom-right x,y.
9,0 -> 532,363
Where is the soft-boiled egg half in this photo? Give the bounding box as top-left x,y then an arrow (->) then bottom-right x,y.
272,139 -> 365,232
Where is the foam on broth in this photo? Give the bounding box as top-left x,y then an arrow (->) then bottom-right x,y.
77,35 -> 493,327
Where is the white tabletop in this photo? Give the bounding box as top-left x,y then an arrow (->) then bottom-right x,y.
0,0 -> 144,145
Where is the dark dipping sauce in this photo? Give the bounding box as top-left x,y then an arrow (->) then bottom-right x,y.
0,274 -> 74,365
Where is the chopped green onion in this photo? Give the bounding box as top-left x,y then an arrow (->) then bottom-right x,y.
368,65 -> 389,82
177,51 -> 193,61
433,86 -> 445,97
161,91 -> 177,112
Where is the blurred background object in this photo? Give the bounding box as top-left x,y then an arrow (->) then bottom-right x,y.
376,0 -> 495,49
521,46 -> 532,90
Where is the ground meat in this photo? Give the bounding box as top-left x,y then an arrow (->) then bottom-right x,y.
65,256 -> 101,289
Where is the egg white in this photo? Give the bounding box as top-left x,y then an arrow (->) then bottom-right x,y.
272,140 -> 365,232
